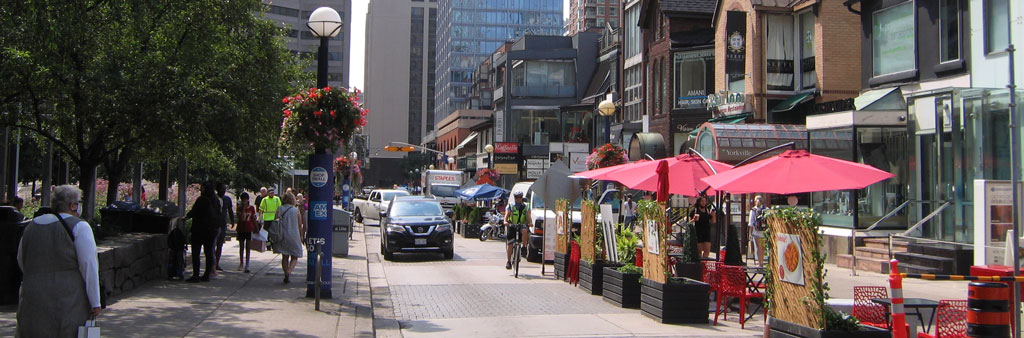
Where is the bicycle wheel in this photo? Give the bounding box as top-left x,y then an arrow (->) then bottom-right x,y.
513,243 -> 521,278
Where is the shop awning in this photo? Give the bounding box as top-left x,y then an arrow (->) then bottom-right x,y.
693,123 -> 851,164
806,87 -> 907,130
769,92 -> 815,113
854,87 -> 905,111
691,113 -> 751,137
455,132 -> 478,150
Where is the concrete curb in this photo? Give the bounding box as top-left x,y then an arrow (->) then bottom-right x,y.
363,222 -> 404,338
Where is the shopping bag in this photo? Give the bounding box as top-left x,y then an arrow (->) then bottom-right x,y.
78,319 -> 100,338
252,228 -> 269,242
249,239 -> 267,253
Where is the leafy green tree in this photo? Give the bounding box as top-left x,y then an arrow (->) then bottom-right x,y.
0,0 -> 307,216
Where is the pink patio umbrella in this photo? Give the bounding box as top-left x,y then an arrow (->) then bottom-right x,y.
699,149 -> 895,195
569,160 -> 650,182
605,154 -> 733,197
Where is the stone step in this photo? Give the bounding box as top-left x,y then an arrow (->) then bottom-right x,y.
854,247 -> 892,260
863,237 -> 908,251
837,254 -> 890,274
894,251 -> 954,273
896,261 -> 943,275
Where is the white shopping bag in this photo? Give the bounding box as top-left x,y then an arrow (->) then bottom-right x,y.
78,319 -> 100,338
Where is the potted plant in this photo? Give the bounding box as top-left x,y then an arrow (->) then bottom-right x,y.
603,229 -> 642,308
764,207 -> 889,338
637,200 -> 710,324
462,206 -> 484,239
672,207 -> 703,280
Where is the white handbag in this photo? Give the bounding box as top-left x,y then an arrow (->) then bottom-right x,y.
78,319 -> 100,338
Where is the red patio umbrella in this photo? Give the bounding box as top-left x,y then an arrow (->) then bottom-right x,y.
569,160 -> 649,181
606,154 -> 733,197
699,149 -> 895,195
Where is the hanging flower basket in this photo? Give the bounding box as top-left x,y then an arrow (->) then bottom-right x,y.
477,168 -> 500,183
280,86 -> 368,153
585,143 -> 627,169
335,156 -> 352,177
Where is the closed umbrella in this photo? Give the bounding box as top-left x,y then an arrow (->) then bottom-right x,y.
699,149 -> 895,194
608,154 -> 733,197
655,160 -> 670,203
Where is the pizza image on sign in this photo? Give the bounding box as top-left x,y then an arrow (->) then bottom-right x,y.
775,233 -> 804,286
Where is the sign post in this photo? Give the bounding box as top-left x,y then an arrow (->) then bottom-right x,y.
306,153 -> 334,299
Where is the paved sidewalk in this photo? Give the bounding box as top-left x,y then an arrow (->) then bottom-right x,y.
0,208 -> 374,337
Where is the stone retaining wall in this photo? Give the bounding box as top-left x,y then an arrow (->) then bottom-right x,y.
96,233 -> 167,299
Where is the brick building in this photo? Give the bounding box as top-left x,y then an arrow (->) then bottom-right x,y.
639,0 -> 716,155
711,0 -> 862,124
566,0 -> 623,35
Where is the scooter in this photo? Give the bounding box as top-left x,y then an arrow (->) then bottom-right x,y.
479,210 -> 506,241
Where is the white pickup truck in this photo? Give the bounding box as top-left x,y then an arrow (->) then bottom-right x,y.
352,189 -> 410,224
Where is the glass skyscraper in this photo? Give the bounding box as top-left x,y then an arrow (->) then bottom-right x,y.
434,0 -> 563,130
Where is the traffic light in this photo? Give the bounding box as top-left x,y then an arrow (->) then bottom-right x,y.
385,146 -> 416,152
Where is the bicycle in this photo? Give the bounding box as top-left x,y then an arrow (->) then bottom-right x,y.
509,223 -> 525,278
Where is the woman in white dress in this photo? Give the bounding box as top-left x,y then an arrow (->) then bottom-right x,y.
274,192 -> 305,283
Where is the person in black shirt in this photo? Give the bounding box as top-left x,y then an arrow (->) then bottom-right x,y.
690,196 -> 715,258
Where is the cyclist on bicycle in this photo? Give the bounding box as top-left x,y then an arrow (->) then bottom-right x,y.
504,191 -> 530,270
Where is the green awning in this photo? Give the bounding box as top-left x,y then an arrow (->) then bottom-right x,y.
691,113 -> 751,137
769,92 -> 815,113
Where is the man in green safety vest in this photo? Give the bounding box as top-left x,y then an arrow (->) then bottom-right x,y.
504,191 -> 530,270
259,187 -> 282,243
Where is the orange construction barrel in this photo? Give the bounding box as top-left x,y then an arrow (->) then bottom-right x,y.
968,282 -> 1011,338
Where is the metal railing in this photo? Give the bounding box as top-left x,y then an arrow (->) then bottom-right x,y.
847,200 -> 949,275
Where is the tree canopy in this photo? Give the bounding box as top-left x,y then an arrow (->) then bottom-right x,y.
0,0 -> 310,214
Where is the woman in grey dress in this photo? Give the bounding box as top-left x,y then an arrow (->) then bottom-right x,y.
274,192 -> 305,283
17,185 -> 102,337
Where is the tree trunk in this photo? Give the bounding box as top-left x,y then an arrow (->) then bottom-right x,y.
79,163 -> 98,221
103,148 -> 133,206
158,159 -> 169,201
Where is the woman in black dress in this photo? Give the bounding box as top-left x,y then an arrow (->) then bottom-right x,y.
690,197 -> 715,258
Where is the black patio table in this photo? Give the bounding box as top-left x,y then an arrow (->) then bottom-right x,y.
871,297 -> 940,333
742,266 -> 767,320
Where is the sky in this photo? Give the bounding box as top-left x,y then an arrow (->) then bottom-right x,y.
348,0 -> 570,90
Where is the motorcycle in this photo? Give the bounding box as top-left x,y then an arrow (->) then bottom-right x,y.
479,210 -> 506,241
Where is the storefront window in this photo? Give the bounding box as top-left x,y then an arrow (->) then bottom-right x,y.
872,2 -> 916,76
984,0 -> 1010,53
939,0 -> 960,62
799,11 -> 816,89
766,15 -> 794,91
810,128 -> 907,228
673,50 -> 711,109
513,109 -> 560,145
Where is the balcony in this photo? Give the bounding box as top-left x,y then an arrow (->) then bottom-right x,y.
511,85 -> 576,98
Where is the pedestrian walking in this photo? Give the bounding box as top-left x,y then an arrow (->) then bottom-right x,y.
690,196 -> 715,258
255,187 -> 267,220
259,187 -> 282,247
236,192 -> 256,273
185,182 -> 220,282
215,182 -> 235,273
274,192 -> 305,283
17,185 -> 102,337
622,194 -> 637,231
748,195 -> 768,267
296,193 -> 307,237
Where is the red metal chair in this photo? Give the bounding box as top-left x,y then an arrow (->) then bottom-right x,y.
701,261 -> 719,296
917,300 -> 967,338
853,286 -> 890,329
714,265 -> 764,329
568,241 -> 581,285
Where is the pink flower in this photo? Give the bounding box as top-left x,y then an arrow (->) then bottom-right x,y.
314,110 -> 323,117
282,97 -> 290,103
283,110 -> 291,117
330,110 -> 336,118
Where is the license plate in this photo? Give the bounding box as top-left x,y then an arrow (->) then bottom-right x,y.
415,238 -> 427,245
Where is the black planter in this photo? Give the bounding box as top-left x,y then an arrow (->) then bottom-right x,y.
555,252 -> 567,281
462,223 -> 481,239
578,260 -> 608,295
641,277 -> 710,324
769,317 -> 890,338
674,261 -> 702,280
603,266 -> 641,308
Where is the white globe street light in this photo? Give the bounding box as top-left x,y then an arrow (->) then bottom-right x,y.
307,7 -> 342,89
598,99 -> 616,144
484,144 -> 494,169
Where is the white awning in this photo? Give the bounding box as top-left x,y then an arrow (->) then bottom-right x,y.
455,132 -> 479,150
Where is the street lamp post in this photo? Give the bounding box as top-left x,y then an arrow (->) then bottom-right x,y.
484,144 -> 494,169
447,156 -> 455,170
598,99 -> 616,144
307,7 -> 343,88
305,6 -> 342,300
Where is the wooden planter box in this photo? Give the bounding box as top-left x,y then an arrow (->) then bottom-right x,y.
769,317 -> 890,338
674,261 -> 702,280
640,277 -> 710,324
602,266 -> 641,308
555,252 -> 567,281
578,260 -> 608,295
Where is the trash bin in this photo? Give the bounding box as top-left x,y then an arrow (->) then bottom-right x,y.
0,206 -> 29,305
332,208 -> 351,257
100,201 -> 141,232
